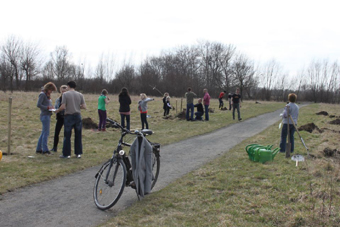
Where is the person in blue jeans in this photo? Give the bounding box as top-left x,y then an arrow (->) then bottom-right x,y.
55,81 -> 87,158
36,82 -> 57,155
280,93 -> 299,153
185,87 -> 197,121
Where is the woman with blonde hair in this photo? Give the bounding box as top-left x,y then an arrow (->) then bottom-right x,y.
138,93 -> 154,129
36,82 -> 57,155
50,85 -> 67,152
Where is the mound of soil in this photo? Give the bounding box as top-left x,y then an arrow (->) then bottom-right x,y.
298,123 -> 323,133
329,118 -> 340,125
82,117 -> 98,129
323,147 -> 339,157
316,111 -> 328,116
176,111 -> 186,120
220,107 -> 228,110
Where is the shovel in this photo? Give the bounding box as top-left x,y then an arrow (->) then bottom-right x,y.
289,115 -> 309,156
285,106 -> 291,158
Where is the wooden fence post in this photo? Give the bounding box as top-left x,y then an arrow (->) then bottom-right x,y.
8,97 -> 12,155
176,99 -> 177,114
180,98 -> 183,112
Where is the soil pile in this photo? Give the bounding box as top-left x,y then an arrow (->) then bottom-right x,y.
176,111 -> 186,120
323,147 -> 339,157
220,107 -> 228,110
82,117 -> 98,129
316,111 -> 328,116
298,123 -> 323,133
329,119 -> 340,125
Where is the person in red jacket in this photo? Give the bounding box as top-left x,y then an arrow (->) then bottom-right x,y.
218,91 -> 226,109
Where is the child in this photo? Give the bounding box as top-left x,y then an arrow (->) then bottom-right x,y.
165,96 -> 172,116
138,93 -> 154,129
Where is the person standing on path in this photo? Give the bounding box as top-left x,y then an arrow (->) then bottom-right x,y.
138,93 -> 154,129
231,88 -> 242,121
279,93 -> 299,153
218,91 -> 226,109
203,89 -> 211,121
98,89 -> 110,131
119,87 -> 132,130
55,81 -> 87,158
51,85 -> 68,152
185,87 -> 197,121
36,82 -> 57,155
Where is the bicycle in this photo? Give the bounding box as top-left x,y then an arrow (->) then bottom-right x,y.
93,118 -> 161,210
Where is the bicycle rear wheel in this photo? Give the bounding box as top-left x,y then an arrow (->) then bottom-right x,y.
151,150 -> 160,189
93,158 -> 126,210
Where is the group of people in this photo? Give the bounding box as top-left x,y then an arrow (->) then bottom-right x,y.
184,87 -> 242,121
36,80 -> 299,158
36,81 -> 86,158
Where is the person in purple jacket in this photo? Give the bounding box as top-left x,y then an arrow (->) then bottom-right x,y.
203,88 -> 211,121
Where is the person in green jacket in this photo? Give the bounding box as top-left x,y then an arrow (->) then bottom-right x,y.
98,89 -> 110,131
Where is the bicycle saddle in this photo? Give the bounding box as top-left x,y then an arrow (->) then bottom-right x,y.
141,129 -> 153,135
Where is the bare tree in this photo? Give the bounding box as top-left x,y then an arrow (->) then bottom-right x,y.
260,60 -> 281,101
1,35 -> 23,91
20,41 -> 41,91
231,54 -> 256,99
50,46 -> 71,80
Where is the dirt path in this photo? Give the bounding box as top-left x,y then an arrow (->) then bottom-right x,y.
0,109 -> 284,227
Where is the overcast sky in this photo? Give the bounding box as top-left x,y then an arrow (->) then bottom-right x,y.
1,0 -> 339,76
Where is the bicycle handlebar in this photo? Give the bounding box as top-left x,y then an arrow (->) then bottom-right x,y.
106,118 -> 153,136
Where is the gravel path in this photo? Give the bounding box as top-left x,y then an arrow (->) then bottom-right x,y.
0,109 -> 283,227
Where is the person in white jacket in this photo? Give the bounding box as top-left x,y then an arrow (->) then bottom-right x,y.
280,93 -> 299,153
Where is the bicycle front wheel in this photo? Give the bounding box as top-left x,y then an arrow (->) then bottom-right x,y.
151,151 -> 160,189
93,158 -> 126,210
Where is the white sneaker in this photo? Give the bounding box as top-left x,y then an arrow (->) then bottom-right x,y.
76,154 -> 81,158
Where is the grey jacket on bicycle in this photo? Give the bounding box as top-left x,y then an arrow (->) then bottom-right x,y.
130,136 -> 153,197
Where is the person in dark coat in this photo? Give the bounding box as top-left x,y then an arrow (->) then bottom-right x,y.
162,92 -> 169,116
119,87 -> 132,130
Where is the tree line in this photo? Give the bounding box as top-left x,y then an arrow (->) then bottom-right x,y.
1,35 -> 339,103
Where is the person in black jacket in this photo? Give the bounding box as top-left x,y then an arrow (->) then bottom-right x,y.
51,85 -> 67,152
119,87 -> 132,130
194,98 -> 204,121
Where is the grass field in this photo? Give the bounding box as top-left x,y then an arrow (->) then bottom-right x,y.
1,92 -> 339,226
0,91 -> 283,194
102,103 -> 340,227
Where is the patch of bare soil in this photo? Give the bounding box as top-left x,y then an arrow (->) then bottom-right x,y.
220,107 -> 228,110
316,111 -> 328,116
82,117 -> 98,129
329,118 -> 340,125
323,147 -> 340,157
298,123 -> 323,133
